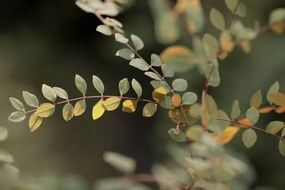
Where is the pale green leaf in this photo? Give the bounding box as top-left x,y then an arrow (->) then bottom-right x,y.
266,121 -> 284,135
269,8 -> 285,24
22,91 -> 39,108
182,92 -> 198,105
9,97 -> 25,111
116,48 -> 135,60
92,75 -> 105,95
42,84 -> 57,102
225,0 -> 246,17
62,103 -> 74,121
206,63 -> 220,87
186,126 -> 203,141
158,96 -> 174,109
118,78 -> 130,96
250,90 -> 262,109
0,149 -> 14,163
242,129 -> 257,148
129,58 -> 149,71
53,87 -> 68,99
210,8 -> 225,30
142,103 -> 157,117
161,64 -> 175,78
150,80 -> 171,93
172,78 -> 188,92
0,127 -> 8,142
8,111 -> 26,123
131,79 -> 142,98
231,99 -> 241,119
102,97 -> 121,111
246,107 -> 259,124
144,71 -> 161,80
151,54 -> 162,67
279,140 -> 285,156
35,103 -> 55,118
103,151 -> 136,174
131,34 -> 144,51
115,33 -> 128,44
267,81 -> 279,103
202,34 -> 219,52
168,128 -> 187,142
96,25 -> 113,36
73,99 -> 86,116
75,74 -> 87,96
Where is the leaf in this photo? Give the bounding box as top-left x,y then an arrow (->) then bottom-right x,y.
231,100 -> 241,119
142,103 -> 157,117
182,92 -> 198,105
92,99 -> 105,120
96,25 -> 113,36
73,99 -> 86,116
131,79 -> 142,98
118,78 -> 130,96
210,8 -> 225,30
22,91 -> 39,108
269,92 -> 285,106
130,34 -> 144,51
122,100 -> 137,113
0,149 -> 14,163
267,81 -> 279,103
75,74 -> 87,96
279,140 -> 285,156
171,94 -> 182,107
62,103 -> 74,121
0,127 -> 8,142
29,113 -> 43,132
269,8 -> 285,34
114,33 -> 128,44
225,0 -> 246,17
8,111 -> 26,122
129,58 -> 149,71
213,126 -> 239,144
144,71 -> 161,80
172,78 -> 188,91
150,80 -> 171,93
9,97 -> 25,111
159,96 -> 174,109
161,64 -> 175,78
202,34 -> 219,52
242,129 -> 257,148
220,30 -> 234,53
186,126 -> 203,141
103,151 -> 136,174
35,103 -> 55,118
168,128 -> 187,142
265,121 -> 285,135
206,63 -> 220,87
246,107 -> 259,124
151,54 -> 162,67
116,48 -> 135,60
42,84 -> 57,102
250,90 -> 263,109
53,87 -> 68,99
152,87 -> 167,102
102,97 -> 121,111
92,75 -> 105,95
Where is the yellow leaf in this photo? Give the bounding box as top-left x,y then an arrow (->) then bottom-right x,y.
92,99 -> 105,120
122,100 -> 137,113
240,40 -> 251,53
271,22 -> 285,34
213,126 -> 240,144
161,46 -> 192,63
102,97 -> 121,111
29,113 -> 43,132
152,87 -> 167,102
35,103 -> 55,118
73,100 -> 86,116
171,94 -> 182,107
218,51 -> 228,60
220,30 -> 234,53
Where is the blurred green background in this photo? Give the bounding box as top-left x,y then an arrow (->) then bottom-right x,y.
0,0 -> 285,189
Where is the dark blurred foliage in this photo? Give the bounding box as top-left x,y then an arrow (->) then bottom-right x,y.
0,0 -> 285,189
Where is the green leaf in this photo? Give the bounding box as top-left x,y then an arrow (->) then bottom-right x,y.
42,84 -> 57,102
231,99 -> 241,119
22,91 -> 39,108
182,92 -> 198,105
73,99 -> 86,116
250,90 -> 262,109
0,127 -> 8,142
9,97 -> 25,111
142,103 -> 157,117
96,25 -> 112,36
35,103 -> 55,118
210,8 -> 225,30
62,103 -> 74,121
172,78 -> 188,91
0,149 -> 14,163
102,97 -> 121,111
116,48 -> 135,60
206,63 -> 220,87
269,92 -> 285,106
161,64 -> 175,78
75,74 -> 87,96
279,140 -> 285,156
151,54 -> 162,67
267,81 -> 279,103
103,151 -> 136,174
129,58 -> 149,71
118,78 -> 130,96
158,96 -> 174,109
150,80 -> 171,93
168,128 -> 187,142
269,8 -> 285,24
53,87 -> 68,99
205,95 -> 218,125
266,121 -> 285,135
242,129 -> 257,148
92,75 -> 105,95
8,111 -> 26,122
246,107 -> 259,124
202,34 -> 219,52
130,34 -> 144,51
29,113 -> 42,132
131,79 -> 142,98
144,71 -> 161,80
225,0 -> 246,17
186,126 -> 203,141
114,33 -> 128,44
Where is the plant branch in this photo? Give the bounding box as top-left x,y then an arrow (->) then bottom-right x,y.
226,0 -> 242,29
